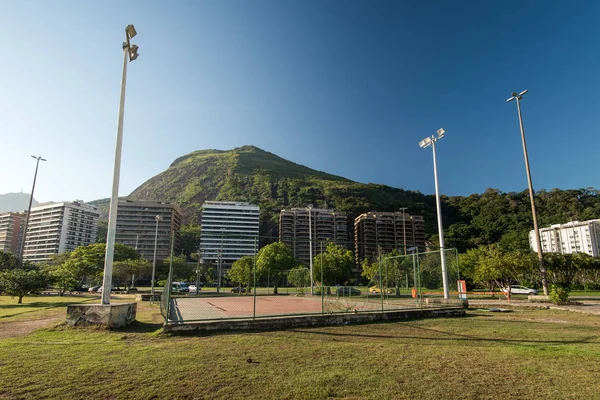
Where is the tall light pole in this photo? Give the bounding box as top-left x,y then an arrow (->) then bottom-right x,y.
507,90 -> 549,295
150,215 -> 162,296
307,205 -> 314,295
101,25 -> 140,305
399,207 -> 408,255
19,155 -> 46,262
419,128 -> 450,299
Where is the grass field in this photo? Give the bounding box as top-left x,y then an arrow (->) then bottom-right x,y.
1,294 -> 600,399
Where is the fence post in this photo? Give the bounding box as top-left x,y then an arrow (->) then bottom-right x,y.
321,241 -> 324,315
379,249 -> 383,313
253,236 -> 257,320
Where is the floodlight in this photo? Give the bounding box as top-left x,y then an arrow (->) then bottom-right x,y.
419,138 -> 432,148
519,90 -> 528,96
129,45 -> 139,61
126,24 -> 137,39
437,128 -> 445,138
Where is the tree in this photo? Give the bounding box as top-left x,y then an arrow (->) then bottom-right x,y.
0,268 -> 50,303
67,243 -> 140,285
42,253 -> 78,296
312,242 -> 354,285
113,259 -> 152,290
544,253 -> 596,302
474,244 -> 536,302
227,256 -> 254,293
256,242 -> 295,294
0,250 -> 21,271
287,266 -> 310,292
178,224 -> 201,261
361,258 -> 379,282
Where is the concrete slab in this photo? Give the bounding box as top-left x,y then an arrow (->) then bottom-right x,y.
66,303 -> 136,328
163,306 -> 465,333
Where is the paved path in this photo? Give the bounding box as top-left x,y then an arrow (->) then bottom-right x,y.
468,298 -> 600,315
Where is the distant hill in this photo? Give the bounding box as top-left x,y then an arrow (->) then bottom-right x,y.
126,145 -> 438,238
91,145 -> 600,252
0,192 -> 37,213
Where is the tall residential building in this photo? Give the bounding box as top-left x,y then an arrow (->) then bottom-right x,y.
0,212 -> 24,255
200,201 -> 259,264
354,211 -> 426,265
279,208 -> 348,267
22,201 -> 100,263
530,220 -> 600,256
114,200 -> 182,261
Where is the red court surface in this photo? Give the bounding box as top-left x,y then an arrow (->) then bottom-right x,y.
167,295 -> 437,322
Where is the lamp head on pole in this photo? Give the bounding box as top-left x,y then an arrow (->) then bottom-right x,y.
125,24 -> 137,39
507,89 -> 528,102
124,24 -> 139,62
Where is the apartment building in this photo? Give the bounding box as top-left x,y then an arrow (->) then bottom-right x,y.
200,201 -> 259,264
0,212 -> 24,255
530,220 -> 600,256
354,211 -> 426,264
114,200 -> 182,261
279,208 -> 347,267
22,201 -> 100,263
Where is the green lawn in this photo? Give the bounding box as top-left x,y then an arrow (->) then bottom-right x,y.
1,294 -> 600,399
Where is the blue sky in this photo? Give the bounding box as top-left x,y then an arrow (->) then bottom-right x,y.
1,1 -> 599,203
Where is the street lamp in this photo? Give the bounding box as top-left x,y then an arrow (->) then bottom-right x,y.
150,215 -> 163,296
101,25 -> 140,305
419,128 -> 450,299
19,155 -> 46,262
307,205 -> 314,295
507,90 -> 549,295
399,207 -> 408,256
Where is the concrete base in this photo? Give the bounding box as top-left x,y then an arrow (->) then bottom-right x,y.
137,293 -> 161,302
163,307 -> 465,333
529,295 -> 550,302
66,303 -> 137,328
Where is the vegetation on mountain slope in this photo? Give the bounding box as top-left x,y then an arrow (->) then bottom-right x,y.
92,145 -> 600,253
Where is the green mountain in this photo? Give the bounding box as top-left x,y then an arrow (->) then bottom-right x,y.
94,145 -> 600,253
126,145 -> 440,238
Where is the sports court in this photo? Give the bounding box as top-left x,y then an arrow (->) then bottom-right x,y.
167,294 -> 443,323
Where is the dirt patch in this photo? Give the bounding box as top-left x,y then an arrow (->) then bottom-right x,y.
0,317 -> 62,340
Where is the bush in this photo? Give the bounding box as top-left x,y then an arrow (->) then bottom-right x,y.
549,284 -> 571,304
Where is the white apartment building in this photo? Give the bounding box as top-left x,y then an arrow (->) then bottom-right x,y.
200,201 -> 259,264
22,201 -> 100,263
530,220 -> 600,257
0,212 -> 24,255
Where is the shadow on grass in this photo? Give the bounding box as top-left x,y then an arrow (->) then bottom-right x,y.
112,321 -> 164,334
0,297 -> 97,319
288,321 -> 600,346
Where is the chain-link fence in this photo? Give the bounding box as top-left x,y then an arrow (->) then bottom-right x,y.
160,234 -> 463,325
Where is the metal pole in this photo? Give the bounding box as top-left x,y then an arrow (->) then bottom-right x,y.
151,216 -> 160,296
400,207 -> 407,256
165,230 -> 175,324
101,44 -> 129,305
253,237 -> 257,320
431,140 -> 450,300
379,249 -> 383,312
308,206 -> 314,295
321,241 -> 324,315
19,156 -> 45,262
515,96 -> 548,296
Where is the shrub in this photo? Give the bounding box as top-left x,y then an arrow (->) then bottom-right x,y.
549,284 -> 571,304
